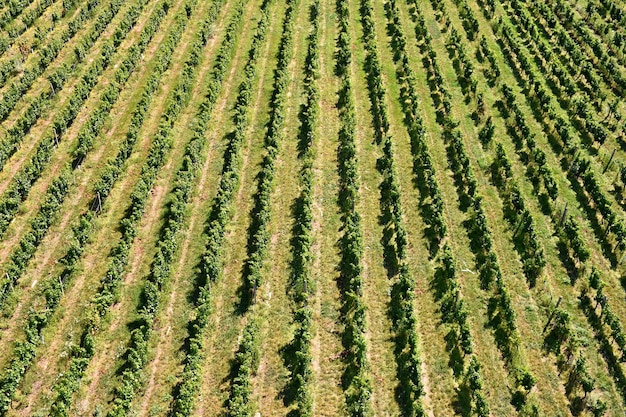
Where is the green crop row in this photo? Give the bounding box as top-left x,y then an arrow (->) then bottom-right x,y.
0,0 -> 136,240
334,0 -> 372,414
46,0 -> 224,412
385,1 -> 491,414
0,0 -> 57,84
103,1 -> 247,415
0,0 -> 154,308
0,0 -> 169,413
0,0 -> 105,170
0,0 -> 177,316
167,0 -> 274,415
414,1 -> 539,413
241,0 -> 298,309
361,0 -> 428,414
282,1 -> 319,415
444,1 -> 611,411
226,0 -> 299,414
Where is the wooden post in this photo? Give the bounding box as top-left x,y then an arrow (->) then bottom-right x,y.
513,213 -> 526,238
603,220 -> 612,240
568,151 -> 580,174
559,203 -> 568,228
603,148 -> 616,174
543,296 -> 563,333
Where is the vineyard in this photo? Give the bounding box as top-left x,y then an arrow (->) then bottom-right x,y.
0,0 -> 624,415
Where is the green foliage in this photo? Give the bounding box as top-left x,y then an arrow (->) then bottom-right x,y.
449,0 -> 614,412
412,0 -> 543,411
104,2 -> 232,414
0,0 -> 50,50
0,0 -> 133,240
0,0 -> 169,409
333,0 -> 375,414
0,0 -> 189,318
362,0 -> 429,415
223,1 -> 301,416
489,145 -> 546,286
384,0 -> 446,253
0,168 -> 72,305
225,321 -> 260,417
0,0 -> 115,129
169,1 -> 272,415
0,0 -> 193,414
283,2 -> 319,416
242,0 -> 298,308
499,16 -> 626,268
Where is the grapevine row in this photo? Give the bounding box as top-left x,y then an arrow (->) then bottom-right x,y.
0,0 -> 174,412
47,0 -> 221,409
281,1 -> 319,415
360,0 -> 429,414
491,147 -> 608,413
0,0 -> 57,81
518,0 -> 608,102
0,0 -> 172,314
241,0 -> 297,309
544,0 -> 626,93
333,0 -> 372,414
166,0 -> 275,415
0,0 -> 124,127
226,0 -> 300,415
496,18 -> 626,271
502,0 -> 626,223
0,0 -> 37,32
579,0 -> 626,65
411,1 -> 541,412
0,0 -> 135,241
446,2 -> 602,408
383,1 -> 491,414
0,0 -> 155,308
505,0 -> 622,156
480,22 -> 594,274
482,0 -> 624,286
102,1 -> 241,415
445,29 -> 547,286
0,0 -> 107,170
43,1 -> 197,412
580,268 -> 626,408
449,2 -> 617,410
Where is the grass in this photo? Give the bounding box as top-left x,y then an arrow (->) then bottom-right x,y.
410,3 -> 573,415
307,0 -> 345,414
65,1 -> 248,413
0,0 -> 624,415
0,0 -> 169,372
187,1 -> 287,414
122,3 -> 261,414
249,0 -> 311,414
1,0 -> 223,412
344,0 -> 405,414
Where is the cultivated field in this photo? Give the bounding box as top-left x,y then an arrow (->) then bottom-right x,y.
0,0 -> 624,415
